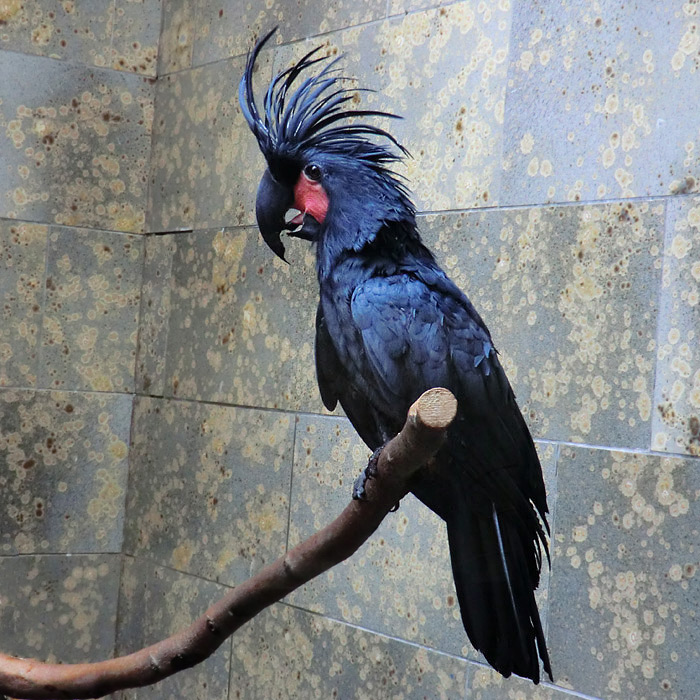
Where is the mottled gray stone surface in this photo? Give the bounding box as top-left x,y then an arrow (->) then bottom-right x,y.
39,227 -> 143,393
0,219 -> 47,388
115,556 -> 231,700
229,603 -> 468,700
0,389 -> 132,554
653,195 -> 700,457
502,1 -> 700,205
158,0 -> 194,75
192,0 -> 387,66
147,53 -> 271,233
548,446 -> 700,699
0,52 -> 153,232
0,0 -> 161,74
421,201 -> 664,448
111,0 -> 161,76
135,234 -> 176,396
0,553 -> 120,663
161,227 -> 323,411
124,397 -> 294,585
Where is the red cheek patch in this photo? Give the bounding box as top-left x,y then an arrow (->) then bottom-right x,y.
294,174 -> 329,224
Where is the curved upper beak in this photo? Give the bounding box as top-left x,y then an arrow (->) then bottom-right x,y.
255,169 -> 294,261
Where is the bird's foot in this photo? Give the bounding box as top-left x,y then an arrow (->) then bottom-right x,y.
352,446 -> 383,500
352,444 -> 402,510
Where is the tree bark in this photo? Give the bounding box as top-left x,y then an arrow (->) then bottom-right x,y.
0,387 -> 457,700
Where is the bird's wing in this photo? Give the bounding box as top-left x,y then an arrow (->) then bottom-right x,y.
348,269 -> 548,522
350,269 -> 552,681
314,302 -> 341,412
315,301 -> 387,448
349,273 -> 465,413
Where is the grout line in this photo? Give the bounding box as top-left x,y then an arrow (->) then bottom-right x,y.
0,550 -> 122,558
0,383 -> 696,460
113,552 -> 127,657
457,657 -> 606,699
648,201 -> 672,453
153,0 -> 168,80
128,238 -> 147,395
160,0 -> 491,78
142,61 -> 162,235
0,384 -> 138,399
34,225 -> 52,390
539,685 -> 605,700
121,391 -> 139,558
285,416 -> 299,554
552,438 -> 699,460
17,192 -> 688,243
119,552 -> 234,591
278,600 -> 470,663
0,43 -> 156,80
107,0 -> 117,70
0,215 -> 145,237
416,191 -> 696,218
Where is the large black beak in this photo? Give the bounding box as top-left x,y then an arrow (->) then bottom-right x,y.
255,168 -> 323,262
255,168 -> 294,261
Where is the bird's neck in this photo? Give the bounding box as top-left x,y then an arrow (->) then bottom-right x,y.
315,215 -> 427,285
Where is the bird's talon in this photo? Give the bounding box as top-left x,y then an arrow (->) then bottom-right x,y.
352,446 -> 384,500
352,471 -> 369,500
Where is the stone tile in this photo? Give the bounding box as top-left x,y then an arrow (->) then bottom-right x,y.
0,389 -> 132,554
288,414 -> 556,660
421,200 -> 664,448
147,51 -> 270,233
468,666 -> 594,699
273,1 -> 512,212
116,556 -> 231,700
39,227 -> 143,393
124,397 -> 293,585
502,1 -> 700,206
0,553 -> 120,663
0,52 -> 153,232
0,1 -> 160,75
548,446 -> 700,699
162,227 -> 324,412
158,0 -> 194,75
229,603 -> 468,700
111,0 -> 162,76
0,219 -> 47,388
192,0 -> 387,66
0,0 -> 113,67
136,234 -> 176,396
653,196 -> 700,457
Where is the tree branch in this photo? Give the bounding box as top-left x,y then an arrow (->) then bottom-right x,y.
0,387 -> 457,700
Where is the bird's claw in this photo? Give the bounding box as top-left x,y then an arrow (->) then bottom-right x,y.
352,446 -> 383,500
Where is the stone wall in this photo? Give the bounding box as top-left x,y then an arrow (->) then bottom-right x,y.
1,2 -> 698,699
0,0 -> 160,667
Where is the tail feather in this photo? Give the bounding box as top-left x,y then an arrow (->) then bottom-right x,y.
447,503 -> 552,683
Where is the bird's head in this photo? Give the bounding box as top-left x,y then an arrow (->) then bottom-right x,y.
239,28 -> 415,262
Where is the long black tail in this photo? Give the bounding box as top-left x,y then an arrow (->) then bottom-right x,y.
446,502 -> 552,683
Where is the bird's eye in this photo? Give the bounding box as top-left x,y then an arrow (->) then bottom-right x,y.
303,163 -> 322,181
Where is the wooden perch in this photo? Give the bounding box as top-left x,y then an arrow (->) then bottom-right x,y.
0,387 -> 457,700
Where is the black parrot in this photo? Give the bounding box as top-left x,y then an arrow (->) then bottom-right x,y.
239,29 -> 552,684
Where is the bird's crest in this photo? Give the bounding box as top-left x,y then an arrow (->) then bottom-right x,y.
239,28 -> 409,176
